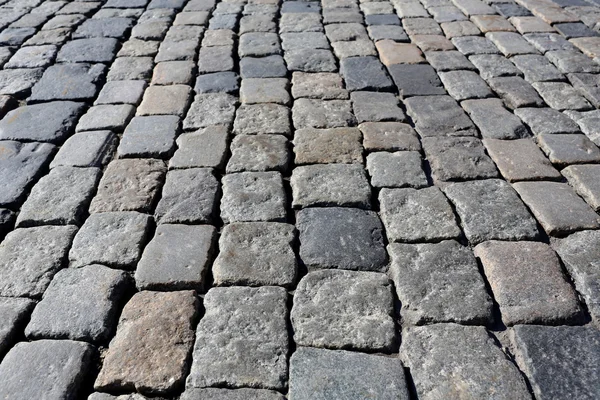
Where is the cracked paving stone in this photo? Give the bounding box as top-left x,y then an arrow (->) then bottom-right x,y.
187,286 -> 288,390
513,181 -> 600,235
468,54 -> 522,79
487,76 -> 545,109
0,225 -> 77,298
360,122 -> 421,152
284,49 -> 337,72
213,222 -> 297,287
118,115 -> 179,159
292,99 -> 356,129
404,95 -> 477,137
289,347 -> 409,400
366,151 -> 427,188
95,290 -> 199,396
297,207 -> 387,271
234,104 -> 290,136
425,50 -> 475,72
439,70 -> 493,100
0,297 -> 34,356
339,56 -> 394,92
379,187 -> 461,243
511,325 -> 600,400
95,80 -> 147,105
30,63 -> 105,102
137,84 -> 191,117
351,91 -> 405,123
51,131 -> 116,168
537,133 -> 600,166
0,101 -> 84,143
25,265 -> 130,343
293,127 -> 362,165
69,212 -> 151,269
183,93 -> 237,130
291,269 -> 396,351
4,45 -> 56,68
180,388 -> 285,400
221,172 -> 286,223
77,104 -> 135,133
533,81 -> 592,110
483,138 -> 561,181
0,340 -> 94,400
562,164 -> 600,210
155,168 -> 218,224
227,134 -> 290,172
444,179 -> 539,244
389,240 -> 493,325
135,224 -> 216,290
554,230 -> 600,321
475,241 -> 582,325
514,107 -> 580,135
388,64 -> 446,98
170,126 -> 228,169
240,78 -> 290,105
56,38 -> 119,63
195,71 -> 239,94
17,166 -> 100,227
401,324 -> 531,400
89,159 -> 166,213
291,164 -> 371,209
462,98 -> 529,139
422,136 -> 498,182
291,72 -> 348,100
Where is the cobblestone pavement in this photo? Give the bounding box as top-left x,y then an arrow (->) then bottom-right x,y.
2,0 -> 600,397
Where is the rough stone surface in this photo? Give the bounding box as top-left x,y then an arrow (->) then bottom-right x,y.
366,151 -> 427,188
462,98 -> 529,139
180,388 -> 285,400
51,131 -> 116,168
0,297 -> 35,356
227,134 -> 290,172
360,122 -> 421,151
30,63 -> 105,102
483,138 -> 560,181
404,95 -> 477,137
562,164 -> 600,210
292,99 -> 356,129
234,104 -> 291,136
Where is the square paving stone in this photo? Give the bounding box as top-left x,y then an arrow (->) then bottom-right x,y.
0,340 -> 94,400
240,55 -> 287,78
292,269 -> 396,351
339,56 -> 394,92
77,104 -> 135,133
89,159 -> 166,213
524,33 -> 575,53
555,22 -> 598,39
291,164 -> 371,209
367,151 -> 427,188
553,230 -> 600,321
475,240 -> 582,325
514,107 -> 581,135
51,131 -> 116,168
170,126 -> 228,169
331,39 -> 377,59
289,347 -> 408,400
155,168 -> 218,224
403,17 -> 443,35
439,70 -> 493,100
462,98 -> 529,139
187,286 -> 288,390
292,99 -> 357,129
379,187 -> 461,243
375,41 -> 425,66
452,36 -> 499,55
404,95 -> 477,137
388,64 -> 446,98
135,224 -> 216,290
494,2 -> 532,17
510,16 -> 554,34
430,5 -> 468,23
221,172 -> 287,223
487,31 -> 539,56
95,80 -> 147,105
422,137 -> 498,182
107,57 -> 154,81
568,72 -> 600,108
118,39 -> 160,57
442,21 -> 482,38
16,166 -> 100,227
137,84 -> 191,117
284,49 -> 337,73
471,15 -> 516,33
488,76 -> 545,109
198,46 -> 234,73
183,93 -> 238,130
238,32 -> 280,57
0,27 -> 36,46
389,240 -> 493,325
513,181 -> 600,235
469,54 -> 522,79
281,32 -> 329,50
537,133 -> 600,166
240,78 -> 290,105
227,134 -> 290,172
547,50 -> 600,74
4,45 -> 56,68
69,211 -> 151,269
534,81 -> 592,111
73,17 -> 133,38
95,291 -> 199,396
483,138 -> 560,181
0,297 -> 34,357
56,38 -> 118,63
325,24 -> 368,42
30,63 -> 105,102
155,40 -> 198,62
195,71 -> 239,94
0,101 -> 84,143
360,122 -> 421,151
291,72 -> 348,100
350,91 -> 405,123
401,324 -> 531,399
118,115 -> 179,159
297,207 -> 387,271
511,325 -> 600,399
25,265 -> 130,343
425,50 -> 475,72
180,388 -> 285,400
213,222 -> 297,287
444,179 -> 540,244
233,103 -> 290,136
0,225 -> 77,298
151,61 -> 195,85
511,54 -> 565,83
562,164 -> 600,210
293,127 -> 363,165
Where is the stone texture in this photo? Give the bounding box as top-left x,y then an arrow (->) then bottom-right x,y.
227,134 -> 290,172
483,138 -> 560,181
389,240 -> 493,325
439,70 -> 493,100
51,131 -> 116,168
366,151 -> 427,188
388,64 -> 446,98
56,38 -> 118,63
469,54 -> 522,79
379,187 -> 461,243
0,297 -> 35,356
514,107 -> 581,135
118,115 -> 179,159
360,122 -> 421,152
462,98 -> 529,139
292,99 -> 356,129
297,207 -> 387,271
350,91 -> 404,123
181,388 -> 285,400
339,56 -> 394,91
234,104 -> 291,136
137,84 -> 191,116
95,80 -> 147,105
95,291 -> 199,395
404,95 -> 477,137
562,164 -> 600,210
488,76 -> 545,108
291,72 -> 348,100
183,93 -> 237,130
538,133 -> 600,166
77,104 -> 135,133
30,63 -> 105,102
187,286 -> 289,390
294,127 -> 362,164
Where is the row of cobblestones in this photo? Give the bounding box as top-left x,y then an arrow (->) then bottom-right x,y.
1,0 -> 600,397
